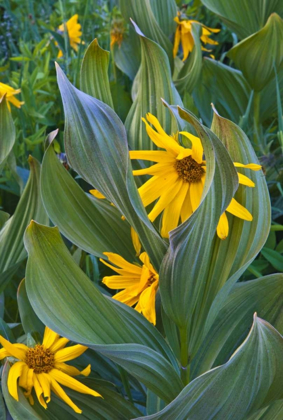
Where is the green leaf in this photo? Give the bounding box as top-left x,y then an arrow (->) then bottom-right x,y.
0,156 -> 48,291
261,248 -> 283,271
193,58 -> 251,126
0,96 -> 15,169
56,64 -> 166,269
159,107 -> 238,333
17,279 -> 44,336
247,400 -> 283,420
192,274 -> 283,378
80,38 -> 114,108
173,24 -> 202,95
149,0 -> 177,37
228,14 -> 283,91
125,22 -> 182,150
0,390 -> 6,420
119,1 -> 173,68
24,222 -> 182,402
138,316 -> 283,419
112,28 -> 141,80
201,0 -> 283,39
0,211 -> 9,230
41,143 -> 136,261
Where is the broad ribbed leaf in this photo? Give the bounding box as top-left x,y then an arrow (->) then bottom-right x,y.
174,24 -> 202,95
0,211 -> 9,229
201,0 -> 283,39
56,64 -> 166,269
41,143 -> 136,260
24,222 -> 182,402
159,107 -> 238,334
125,22 -> 182,151
0,157 -> 48,290
80,38 -> 113,108
150,0 -> 177,36
192,274 -> 283,378
17,279 -> 44,336
112,27 -> 141,80
193,58 -> 251,126
228,14 -> 283,91
138,316 -> 283,420
248,400 -> 283,420
119,0 -> 173,68
0,96 -> 15,169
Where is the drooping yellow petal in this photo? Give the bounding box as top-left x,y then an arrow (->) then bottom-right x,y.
103,274 -> 140,289
129,150 -> 174,162
51,379 -> 82,413
0,336 -> 28,360
226,198 -> 252,221
37,373 -> 51,403
138,172 -> 179,208
216,212 -> 229,239
54,362 -> 91,377
148,178 -> 183,222
33,374 -> 47,409
181,30 -> 194,61
89,189 -> 106,199
180,185 -> 193,222
131,227 -> 141,256
102,253 -> 141,274
43,326 -> 60,349
173,25 -> 181,57
180,131 -> 203,163
7,361 -> 26,401
161,182 -> 189,237
189,180 -> 204,212
238,172 -> 255,187
133,162 -> 176,176
54,345 -> 88,363
142,118 -> 181,156
113,287 -> 140,306
49,369 -> 102,397
233,162 -> 262,171
137,282 -> 158,325
50,337 -> 69,353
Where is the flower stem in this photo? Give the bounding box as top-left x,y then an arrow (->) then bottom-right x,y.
179,326 -> 190,386
253,91 -> 261,152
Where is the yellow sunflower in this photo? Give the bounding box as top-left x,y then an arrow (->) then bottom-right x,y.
110,18 -> 125,48
57,14 -> 82,58
0,326 -> 101,413
101,252 -> 159,325
130,113 -> 261,240
0,83 -> 24,111
173,16 -> 220,61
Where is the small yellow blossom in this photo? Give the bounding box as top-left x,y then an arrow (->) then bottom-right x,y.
110,18 -> 125,47
101,252 -> 159,325
130,113 -> 261,239
0,82 -> 24,111
57,14 -> 82,58
0,326 -> 101,413
173,16 -> 220,61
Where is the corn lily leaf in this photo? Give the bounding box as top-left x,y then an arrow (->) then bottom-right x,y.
201,0 -> 283,39
247,400 -> 283,420
0,211 -> 9,229
125,22 -> 182,151
192,274 -> 283,378
193,58 -> 251,126
228,14 -> 283,92
138,316 -> 283,420
0,96 -> 15,170
150,0 -> 177,37
80,38 -> 114,108
17,279 -> 44,336
41,143 -> 136,261
0,157 -> 48,291
56,64 -> 166,269
112,26 -> 141,80
24,222 -> 183,402
174,23 -> 202,95
119,0 -> 173,68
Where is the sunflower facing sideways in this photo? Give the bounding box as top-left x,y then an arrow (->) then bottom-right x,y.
130,113 -> 261,240
0,326 -> 101,413
57,14 -> 82,58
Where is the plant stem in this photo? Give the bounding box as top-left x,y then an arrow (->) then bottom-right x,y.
59,0 -> 69,75
179,326 -> 190,386
253,91 -> 261,152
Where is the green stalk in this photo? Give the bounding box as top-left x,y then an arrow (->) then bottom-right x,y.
59,0 -> 69,75
74,0 -> 90,86
179,326 -> 190,385
253,91 -> 261,152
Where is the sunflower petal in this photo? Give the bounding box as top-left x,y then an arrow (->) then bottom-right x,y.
43,326 -> 60,349
50,337 -> 69,353
181,185 -> 193,222
238,172 -> 255,187
50,369 -> 102,397
189,180 -> 203,212
0,336 -> 28,360
37,373 -> 51,403
54,345 -> 88,363
138,282 -> 158,325
51,379 -> 82,413
101,253 -> 141,274
148,178 -> 183,222
226,198 -> 253,221
103,275 -> 140,289
179,132 -> 203,163
217,212 -> 229,239
7,361 -> 26,401
54,363 -> 91,377
33,374 -> 47,409
129,150 -> 174,162
138,172 -> 179,208
161,183 -> 189,238
233,162 -> 262,171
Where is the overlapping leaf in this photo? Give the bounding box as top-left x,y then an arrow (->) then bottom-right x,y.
56,64 -> 166,269
138,317 -> 283,419
0,96 -> 15,169
125,22 -> 182,151
41,143 -> 136,260
24,222 -> 182,402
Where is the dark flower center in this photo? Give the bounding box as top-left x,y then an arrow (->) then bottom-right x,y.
174,156 -> 204,183
25,345 -> 55,373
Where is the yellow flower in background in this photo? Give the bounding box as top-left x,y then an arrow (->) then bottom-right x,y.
57,14 -> 82,58
0,326 -> 101,413
101,252 -> 159,325
130,113 -> 261,239
110,18 -> 125,47
0,83 -> 24,111
173,16 -> 220,61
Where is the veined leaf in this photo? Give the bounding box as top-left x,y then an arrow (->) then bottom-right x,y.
201,0 -> 283,39
138,316 -> 283,420
24,222 -> 182,402
247,400 -> 283,420
56,64 -> 166,269
119,0 -> 173,68
193,58 -> 251,126
0,96 -> 15,169
80,38 -> 114,108
150,0 -> 177,37
228,14 -> 283,91
261,248 -> 283,272
112,27 -> 141,80
41,143 -> 136,261
0,157 -> 48,291
174,23 -> 202,95
192,274 -> 283,378
125,22 -> 182,151
0,211 -> 9,230
17,279 -> 44,336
